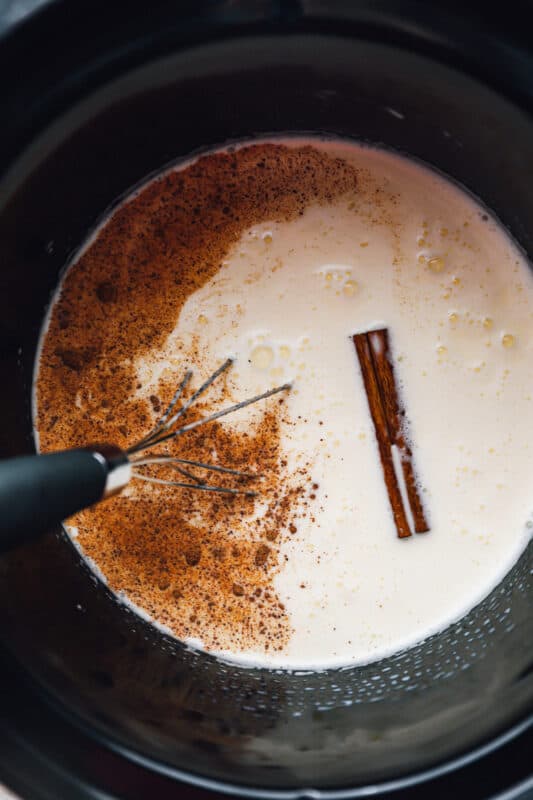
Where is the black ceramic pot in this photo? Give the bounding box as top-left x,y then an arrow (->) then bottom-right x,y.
0,2 -> 531,797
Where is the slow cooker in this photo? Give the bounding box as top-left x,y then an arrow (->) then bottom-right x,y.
0,1 -> 531,797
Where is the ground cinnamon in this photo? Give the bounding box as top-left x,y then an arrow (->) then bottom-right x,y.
37,142 -> 357,655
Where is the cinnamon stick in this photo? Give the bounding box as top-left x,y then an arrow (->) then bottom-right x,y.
367,330 -> 429,533
353,328 -> 429,538
353,332 -> 412,538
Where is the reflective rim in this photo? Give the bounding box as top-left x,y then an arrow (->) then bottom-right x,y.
72,708 -> 532,799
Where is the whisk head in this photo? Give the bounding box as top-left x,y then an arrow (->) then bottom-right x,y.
126,358 -> 290,496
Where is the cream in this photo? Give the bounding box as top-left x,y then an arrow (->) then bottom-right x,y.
36,137 -> 533,669
137,139 -> 533,667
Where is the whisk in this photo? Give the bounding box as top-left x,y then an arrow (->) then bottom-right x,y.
0,358 -> 290,551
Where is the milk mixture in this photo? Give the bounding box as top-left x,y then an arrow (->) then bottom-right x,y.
35,139 -> 533,669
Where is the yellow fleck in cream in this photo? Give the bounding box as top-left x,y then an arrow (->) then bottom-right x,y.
428,256 -> 445,273
279,345 -> 291,359
198,314 -> 208,325
343,280 -> 358,297
502,333 -> 516,348
449,312 -> 459,324
250,345 -> 274,369
483,317 -> 493,329
437,345 -> 447,356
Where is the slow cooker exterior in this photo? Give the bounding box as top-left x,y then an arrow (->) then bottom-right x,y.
0,2 -> 531,797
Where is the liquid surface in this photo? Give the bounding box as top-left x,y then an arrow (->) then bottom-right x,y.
35,139 -> 533,668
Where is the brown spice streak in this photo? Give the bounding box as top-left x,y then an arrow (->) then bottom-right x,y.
36,142 -> 359,655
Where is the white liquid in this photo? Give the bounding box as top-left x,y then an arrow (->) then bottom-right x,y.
133,139 -> 533,668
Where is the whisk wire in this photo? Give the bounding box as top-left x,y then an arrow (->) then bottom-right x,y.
131,471 -> 257,496
161,357 -> 233,431
155,369 -> 193,427
131,455 -> 256,478
140,382 -> 290,452
126,360 -> 290,494
129,368 -> 193,452
128,358 -> 234,455
169,464 -> 205,485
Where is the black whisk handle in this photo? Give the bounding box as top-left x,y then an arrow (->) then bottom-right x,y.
0,446 -> 130,552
